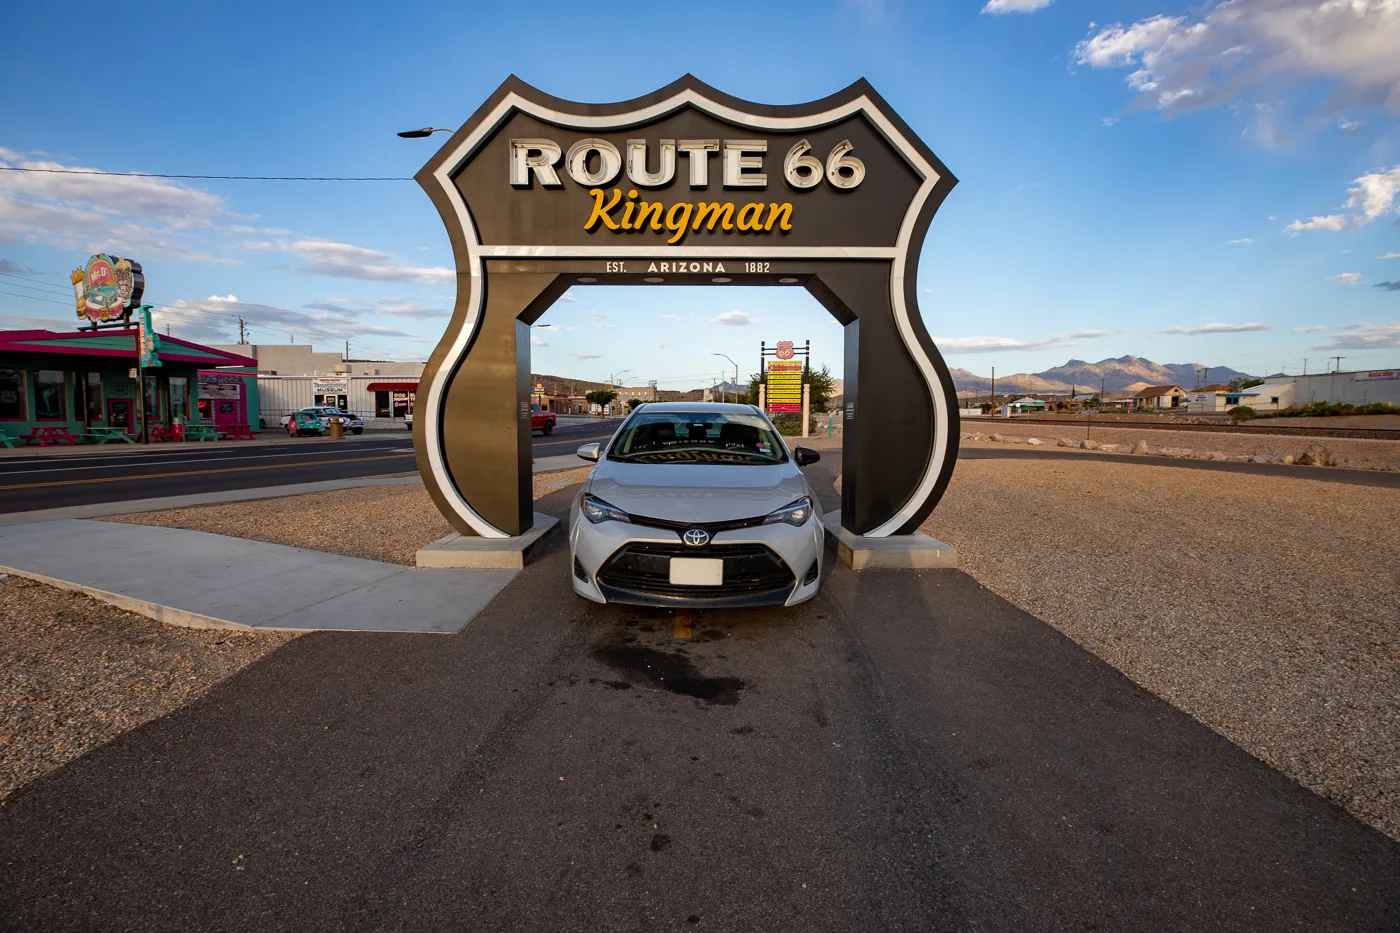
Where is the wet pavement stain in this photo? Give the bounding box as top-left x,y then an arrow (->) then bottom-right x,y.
593,645 -> 746,705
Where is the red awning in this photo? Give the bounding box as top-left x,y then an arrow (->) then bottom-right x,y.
366,381 -> 418,391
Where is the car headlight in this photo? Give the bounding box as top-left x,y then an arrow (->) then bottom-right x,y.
762,496 -> 813,527
581,494 -> 631,524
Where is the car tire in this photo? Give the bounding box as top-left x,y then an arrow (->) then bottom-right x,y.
543,421 -> 554,435
352,428 -> 363,435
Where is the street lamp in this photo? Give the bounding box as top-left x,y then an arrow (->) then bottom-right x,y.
396,127 -> 453,138
713,352 -> 738,404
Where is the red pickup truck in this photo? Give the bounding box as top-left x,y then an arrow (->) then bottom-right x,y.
531,404 -> 556,435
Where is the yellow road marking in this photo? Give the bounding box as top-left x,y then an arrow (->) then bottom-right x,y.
0,453 -> 412,491
673,611 -> 693,640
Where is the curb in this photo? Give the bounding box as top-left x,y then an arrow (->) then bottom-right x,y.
0,564 -> 270,632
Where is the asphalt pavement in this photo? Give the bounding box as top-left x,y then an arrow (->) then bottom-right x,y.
1,457 -> 1395,931
0,419 -> 620,513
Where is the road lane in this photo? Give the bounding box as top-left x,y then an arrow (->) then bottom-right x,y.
1,477 -> 1394,931
0,420 -> 623,513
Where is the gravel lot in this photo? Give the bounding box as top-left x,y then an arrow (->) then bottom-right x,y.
107,468 -> 595,566
0,576 -> 293,803
919,457 -> 1400,840
961,420 -> 1400,469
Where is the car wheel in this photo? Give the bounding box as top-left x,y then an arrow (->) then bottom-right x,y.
543,421 -> 554,435
352,428 -> 363,435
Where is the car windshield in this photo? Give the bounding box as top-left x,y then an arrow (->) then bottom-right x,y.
607,410 -> 787,465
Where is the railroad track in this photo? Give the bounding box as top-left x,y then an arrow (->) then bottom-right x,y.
981,416 -> 1400,441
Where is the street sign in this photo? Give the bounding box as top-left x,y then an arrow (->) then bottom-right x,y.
766,361 -> 803,414
137,306 -> 162,368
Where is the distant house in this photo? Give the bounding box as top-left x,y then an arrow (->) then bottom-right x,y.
1184,383 -> 1293,413
1001,396 -> 1047,416
1099,392 -> 1135,409
1132,385 -> 1188,409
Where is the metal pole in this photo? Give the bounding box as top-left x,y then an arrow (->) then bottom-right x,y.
137,353 -> 148,445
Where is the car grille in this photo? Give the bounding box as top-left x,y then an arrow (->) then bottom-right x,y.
627,512 -> 768,533
597,542 -> 794,599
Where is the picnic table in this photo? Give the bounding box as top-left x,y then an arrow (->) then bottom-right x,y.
83,426 -> 135,444
217,424 -> 257,441
18,426 -> 79,447
0,434 -> 16,449
184,423 -> 219,442
149,425 -> 182,443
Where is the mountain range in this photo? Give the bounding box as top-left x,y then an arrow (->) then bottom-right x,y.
948,356 -> 1252,398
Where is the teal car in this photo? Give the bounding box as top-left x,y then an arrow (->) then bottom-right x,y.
286,411 -> 323,437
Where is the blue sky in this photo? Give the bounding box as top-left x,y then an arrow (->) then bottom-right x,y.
2,0 -> 1398,387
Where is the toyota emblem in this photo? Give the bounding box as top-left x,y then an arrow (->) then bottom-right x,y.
682,527 -> 711,548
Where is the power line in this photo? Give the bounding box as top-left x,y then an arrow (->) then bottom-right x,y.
0,270 -> 73,295
0,279 -> 73,300
0,287 -> 71,307
0,166 -> 411,182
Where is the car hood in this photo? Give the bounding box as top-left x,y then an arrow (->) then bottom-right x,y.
588,460 -> 809,524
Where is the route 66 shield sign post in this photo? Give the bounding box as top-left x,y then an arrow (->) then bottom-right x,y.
412,75 -> 960,544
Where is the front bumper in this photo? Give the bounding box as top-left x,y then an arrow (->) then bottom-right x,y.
570,509 -> 824,608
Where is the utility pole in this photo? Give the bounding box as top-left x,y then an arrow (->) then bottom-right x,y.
1331,356 -> 1345,373
345,339 -> 350,360
238,317 -> 246,345
1302,358 -> 1307,375
990,366 -> 996,412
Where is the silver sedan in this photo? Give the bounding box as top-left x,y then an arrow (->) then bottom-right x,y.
569,403 -> 825,609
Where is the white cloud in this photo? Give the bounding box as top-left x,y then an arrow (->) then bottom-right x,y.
1339,116 -> 1367,133
1072,1 -> 1400,116
1229,238 -> 1254,244
1313,321 -> 1400,350
1099,116 -> 1119,127
1291,325 -> 1328,333
1381,253 -> 1400,259
585,310 -> 607,319
933,328 -> 1116,354
1284,214 -> 1348,233
1157,322 -> 1271,334
661,313 -> 681,320
935,335 -> 1072,353
711,311 -> 755,326
0,312 -> 70,331
0,149 -> 241,262
570,352 -> 602,360
531,335 -> 548,346
302,296 -> 446,320
1285,165 -> 1400,234
559,290 -> 578,302
982,0 -> 1051,13
278,239 -> 453,284
1328,272 -> 1363,284
155,294 -> 422,346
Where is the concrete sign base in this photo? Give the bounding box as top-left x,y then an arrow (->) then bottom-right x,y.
416,513 -> 560,570
823,509 -> 957,570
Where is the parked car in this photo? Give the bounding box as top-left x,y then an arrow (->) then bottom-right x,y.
532,404 -> 556,435
279,407 -> 364,435
568,403 -> 825,609
286,411 -> 324,437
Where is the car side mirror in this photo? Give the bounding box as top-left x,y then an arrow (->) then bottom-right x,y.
793,446 -> 820,466
576,442 -> 600,462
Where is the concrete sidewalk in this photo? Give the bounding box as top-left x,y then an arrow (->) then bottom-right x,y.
0,519 -> 516,634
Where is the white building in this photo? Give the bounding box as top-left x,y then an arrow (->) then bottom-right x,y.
1272,369 -> 1400,407
256,375 -> 418,429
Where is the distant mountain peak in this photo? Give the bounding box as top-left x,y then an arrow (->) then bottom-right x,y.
947,355 -> 1252,396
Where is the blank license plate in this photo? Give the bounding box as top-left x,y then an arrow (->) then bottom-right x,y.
669,557 -> 723,586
